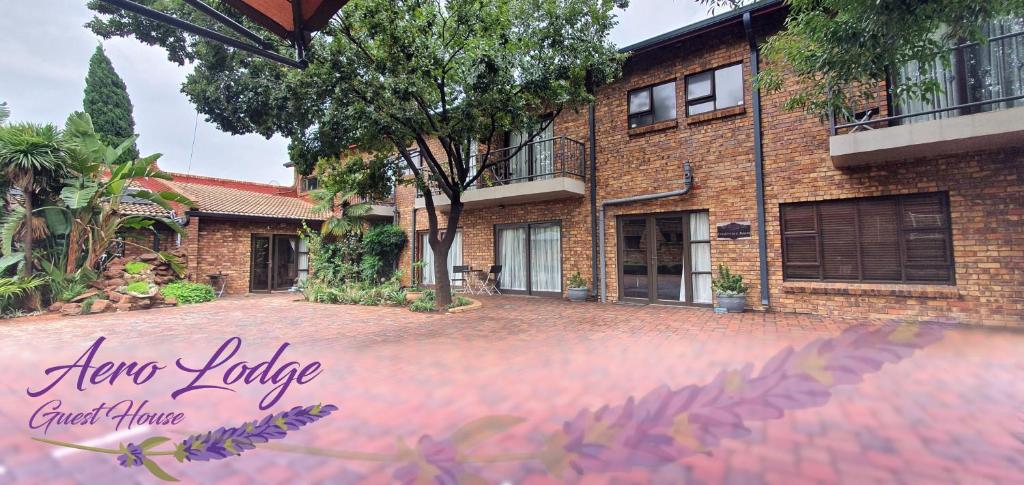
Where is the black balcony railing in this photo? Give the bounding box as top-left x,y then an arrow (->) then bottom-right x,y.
416,136 -> 586,198
831,23 -> 1024,135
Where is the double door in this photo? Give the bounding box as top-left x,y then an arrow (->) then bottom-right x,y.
495,222 -> 561,296
250,234 -> 299,292
617,212 -> 712,305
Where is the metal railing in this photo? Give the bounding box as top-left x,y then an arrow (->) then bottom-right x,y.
416,136 -> 586,197
831,27 -> 1024,134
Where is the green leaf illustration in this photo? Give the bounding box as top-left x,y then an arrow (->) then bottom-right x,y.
139,436 -> 171,450
142,458 -> 179,482
450,415 -> 526,449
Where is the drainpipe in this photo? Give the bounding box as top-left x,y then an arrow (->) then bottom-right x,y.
588,102 -> 599,298
410,206 -> 417,283
744,12 -> 771,309
599,162 -> 693,303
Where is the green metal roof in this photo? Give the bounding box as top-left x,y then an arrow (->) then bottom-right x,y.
618,0 -> 784,53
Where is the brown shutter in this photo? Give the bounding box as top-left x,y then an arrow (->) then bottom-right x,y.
819,202 -> 860,280
858,199 -> 901,281
901,193 -> 953,282
781,204 -> 820,279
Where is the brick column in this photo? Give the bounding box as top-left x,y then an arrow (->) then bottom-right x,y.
184,215 -> 200,282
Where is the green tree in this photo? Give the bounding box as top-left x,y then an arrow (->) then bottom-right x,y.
88,0 -> 626,307
83,45 -> 139,163
703,0 -> 1024,117
0,122 -> 68,276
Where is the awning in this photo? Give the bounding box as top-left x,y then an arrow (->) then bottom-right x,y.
222,0 -> 349,40
96,0 -> 350,68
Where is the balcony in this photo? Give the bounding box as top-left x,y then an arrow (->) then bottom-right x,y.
829,25 -> 1024,167
415,136 -> 586,210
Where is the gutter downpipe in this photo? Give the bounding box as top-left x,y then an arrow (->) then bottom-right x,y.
588,102 -> 599,298
410,206 -> 417,282
599,162 -> 693,303
744,12 -> 771,309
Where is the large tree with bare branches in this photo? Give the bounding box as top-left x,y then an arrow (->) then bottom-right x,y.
88,0 -> 626,306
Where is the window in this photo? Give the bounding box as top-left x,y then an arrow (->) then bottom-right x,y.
297,238 -> 309,283
302,176 -> 319,192
417,230 -> 462,286
617,211 -> 711,305
495,222 -> 561,295
685,63 -> 744,116
781,192 -> 954,284
628,81 -> 677,128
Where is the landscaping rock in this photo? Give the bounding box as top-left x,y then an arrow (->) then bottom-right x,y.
105,291 -> 124,303
47,302 -> 64,313
119,295 -> 138,306
69,290 -> 99,303
88,280 -> 106,290
104,278 -> 126,288
103,269 -> 124,279
164,296 -> 177,306
135,299 -> 152,309
139,253 -> 159,262
114,303 -> 133,312
60,303 -> 82,316
90,299 -> 112,313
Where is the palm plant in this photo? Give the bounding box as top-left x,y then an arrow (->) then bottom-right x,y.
0,122 -> 68,276
0,275 -> 45,315
311,187 -> 371,237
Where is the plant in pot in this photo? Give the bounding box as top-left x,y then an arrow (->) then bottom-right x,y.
712,264 -> 749,313
566,271 -> 589,302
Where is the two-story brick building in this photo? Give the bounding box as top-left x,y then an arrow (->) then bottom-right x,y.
393,0 -> 1024,325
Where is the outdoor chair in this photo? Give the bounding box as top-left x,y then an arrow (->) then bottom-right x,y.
451,265 -> 471,293
479,265 -> 502,295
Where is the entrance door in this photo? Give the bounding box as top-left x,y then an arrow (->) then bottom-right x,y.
495,222 -> 561,296
617,212 -> 712,305
250,235 -> 271,292
272,235 -> 299,290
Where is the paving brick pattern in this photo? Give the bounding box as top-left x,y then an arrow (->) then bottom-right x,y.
0,295 -> 1021,483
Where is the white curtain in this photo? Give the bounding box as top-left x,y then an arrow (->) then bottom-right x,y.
897,18 -> 1024,124
420,231 -> 462,286
497,227 -> 527,290
467,140 -> 478,190
690,213 -> 712,304
508,131 -> 530,181
530,225 -> 561,292
297,239 -> 309,282
532,123 -> 554,181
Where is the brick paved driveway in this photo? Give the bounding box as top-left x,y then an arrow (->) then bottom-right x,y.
0,294 -> 1021,484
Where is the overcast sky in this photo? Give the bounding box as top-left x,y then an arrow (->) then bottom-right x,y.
0,0 -> 710,184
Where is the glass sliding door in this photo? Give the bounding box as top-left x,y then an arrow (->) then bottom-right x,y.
620,218 -> 649,299
508,121 -> 554,183
530,224 -> 561,293
250,235 -> 271,292
497,227 -> 528,291
419,230 -> 462,286
495,222 -> 562,295
617,211 -> 712,305
654,216 -> 685,301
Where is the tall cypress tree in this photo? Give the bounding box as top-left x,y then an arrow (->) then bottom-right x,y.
83,45 -> 139,163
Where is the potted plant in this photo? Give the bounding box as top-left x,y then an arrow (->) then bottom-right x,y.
566,271 -> 589,302
712,264 -> 749,313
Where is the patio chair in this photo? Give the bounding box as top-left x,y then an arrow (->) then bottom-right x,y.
479,265 -> 502,295
451,265 -> 471,293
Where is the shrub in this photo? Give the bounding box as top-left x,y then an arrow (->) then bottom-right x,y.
567,271 -> 587,289
409,289 -> 437,312
447,295 -> 472,310
80,296 -> 100,314
359,255 -> 383,282
0,276 -> 46,316
711,264 -> 749,296
362,224 -> 407,270
125,281 -> 154,296
124,261 -> 151,275
159,281 -> 216,304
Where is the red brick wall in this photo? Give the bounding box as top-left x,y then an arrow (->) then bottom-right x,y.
121,226 -> 179,260
390,14 -> 1024,325
186,216 -> 310,295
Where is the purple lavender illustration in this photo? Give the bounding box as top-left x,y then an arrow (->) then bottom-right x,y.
35,403 -> 337,482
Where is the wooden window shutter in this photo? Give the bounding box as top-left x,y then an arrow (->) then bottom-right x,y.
819,202 -> 860,280
900,193 -> 953,282
858,199 -> 901,281
781,204 -> 821,279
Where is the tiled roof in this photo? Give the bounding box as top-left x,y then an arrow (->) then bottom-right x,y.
167,181 -> 326,221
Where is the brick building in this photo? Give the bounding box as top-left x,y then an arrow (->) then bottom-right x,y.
392,1 -> 1024,326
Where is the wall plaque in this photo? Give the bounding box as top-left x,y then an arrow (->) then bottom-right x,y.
717,221 -> 752,240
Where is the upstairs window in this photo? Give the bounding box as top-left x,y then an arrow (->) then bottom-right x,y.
302,176 -> 319,192
685,63 -> 744,116
781,192 -> 955,284
628,81 -> 677,128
